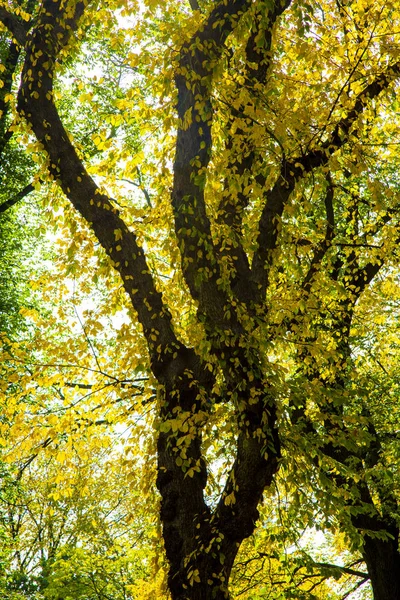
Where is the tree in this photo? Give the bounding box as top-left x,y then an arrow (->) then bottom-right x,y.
1,0 -> 400,598
0,444 -> 161,600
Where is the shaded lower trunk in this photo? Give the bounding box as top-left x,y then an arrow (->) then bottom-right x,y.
156,381 -> 280,600
363,530 -> 400,600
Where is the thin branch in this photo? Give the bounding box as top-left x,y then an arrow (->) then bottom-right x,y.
72,302 -> 103,375
335,242 -> 382,248
120,168 -> 153,208
16,437 -> 52,481
0,182 -> 36,213
64,378 -> 147,390
340,577 -> 370,600
313,561 -> 369,580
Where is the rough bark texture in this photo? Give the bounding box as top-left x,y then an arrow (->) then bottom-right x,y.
363,533 -> 400,600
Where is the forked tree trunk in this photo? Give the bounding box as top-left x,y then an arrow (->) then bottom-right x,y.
156,384 -> 280,600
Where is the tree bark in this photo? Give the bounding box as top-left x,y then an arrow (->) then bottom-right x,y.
363,532 -> 400,600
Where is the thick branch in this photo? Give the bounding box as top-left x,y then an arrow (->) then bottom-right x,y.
16,0 -> 196,384
0,7 -> 27,45
172,0 -> 251,337
216,1 -> 292,308
244,0 -> 292,85
252,61 -> 400,297
212,392 -> 280,567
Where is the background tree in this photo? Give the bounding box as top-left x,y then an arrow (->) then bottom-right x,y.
0,446 -> 161,600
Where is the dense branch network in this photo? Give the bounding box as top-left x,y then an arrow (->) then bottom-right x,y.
1,0 -> 400,598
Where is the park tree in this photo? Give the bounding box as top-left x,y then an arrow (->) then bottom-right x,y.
0,443 -> 161,600
2,0 -> 400,599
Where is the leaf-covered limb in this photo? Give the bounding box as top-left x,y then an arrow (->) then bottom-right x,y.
252,60 -> 400,296
301,173 -> 336,294
251,164 -> 294,296
291,307 -> 400,600
16,0 -> 196,383
0,39 -> 20,147
172,0 -> 253,336
0,7 -> 28,46
292,386 -> 400,599
214,132 -> 256,307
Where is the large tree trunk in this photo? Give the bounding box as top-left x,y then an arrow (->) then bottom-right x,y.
363,532 -> 400,600
156,378 -> 280,599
